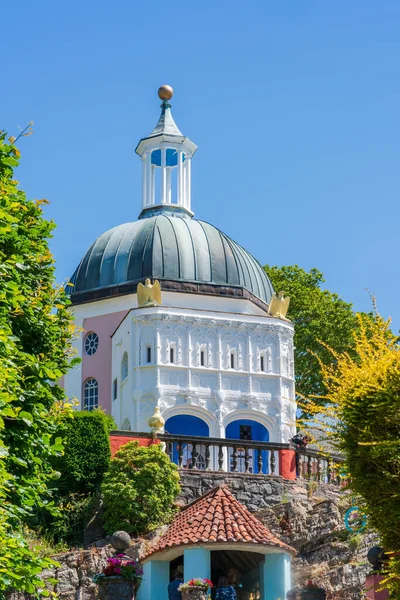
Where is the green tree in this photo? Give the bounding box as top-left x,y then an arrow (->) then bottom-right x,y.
101,442 -> 180,535
305,314 -> 400,596
264,265 -> 358,409
0,130 -> 75,595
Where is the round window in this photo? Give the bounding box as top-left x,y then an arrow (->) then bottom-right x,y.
84,332 -> 99,356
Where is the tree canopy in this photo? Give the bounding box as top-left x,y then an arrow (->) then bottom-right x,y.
303,314 -> 400,596
264,265 -> 358,410
0,130 -> 75,595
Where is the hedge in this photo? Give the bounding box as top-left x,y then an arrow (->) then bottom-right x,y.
55,410 -> 112,495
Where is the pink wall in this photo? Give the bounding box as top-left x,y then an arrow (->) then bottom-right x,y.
81,310 -> 129,414
366,575 -> 389,599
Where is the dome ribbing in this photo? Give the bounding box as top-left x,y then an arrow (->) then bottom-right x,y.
69,211 -> 273,307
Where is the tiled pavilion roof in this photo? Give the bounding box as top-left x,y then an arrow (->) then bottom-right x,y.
143,485 -> 295,559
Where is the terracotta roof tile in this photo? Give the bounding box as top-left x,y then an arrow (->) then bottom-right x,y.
143,485 -> 295,559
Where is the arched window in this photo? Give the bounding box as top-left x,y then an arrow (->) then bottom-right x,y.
121,352 -> 128,381
84,331 -> 99,356
83,378 -> 98,411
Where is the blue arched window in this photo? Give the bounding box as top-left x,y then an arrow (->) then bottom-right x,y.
165,415 -> 209,470
225,419 -> 269,474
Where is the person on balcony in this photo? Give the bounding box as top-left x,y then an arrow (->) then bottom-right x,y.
215,576 -> 237,600
286,590 -> 298,600
168,565 -> 184,600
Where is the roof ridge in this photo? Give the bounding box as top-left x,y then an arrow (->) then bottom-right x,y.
182,484 -> 228,511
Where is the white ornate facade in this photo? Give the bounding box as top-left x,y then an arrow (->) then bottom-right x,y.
110,293 -> 295,444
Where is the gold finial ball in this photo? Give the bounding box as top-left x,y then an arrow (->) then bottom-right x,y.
158,85 -> 174,101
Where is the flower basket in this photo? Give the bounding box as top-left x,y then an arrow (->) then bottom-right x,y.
97,576 -> 137,600
181,588 -> 208,600
93,556 -> 143,600
179,578 -> 213,600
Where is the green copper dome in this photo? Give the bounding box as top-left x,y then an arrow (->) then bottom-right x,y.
69,208 -> 273,307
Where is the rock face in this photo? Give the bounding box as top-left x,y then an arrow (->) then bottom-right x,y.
7,547 -> 114,600
179,471 -> 377,600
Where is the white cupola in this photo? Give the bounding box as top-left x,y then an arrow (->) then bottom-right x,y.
135,85 -> 197,217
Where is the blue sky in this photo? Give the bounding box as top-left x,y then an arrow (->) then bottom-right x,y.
2,1 -> 400,328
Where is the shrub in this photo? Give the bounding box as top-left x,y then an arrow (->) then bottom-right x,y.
28,492 -> 95,547
55,410 -> 112,495
101,441 -> 180,535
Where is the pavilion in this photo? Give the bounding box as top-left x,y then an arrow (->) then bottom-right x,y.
137,485 -> 295,600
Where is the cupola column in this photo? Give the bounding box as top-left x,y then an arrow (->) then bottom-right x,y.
161,148 -> 167,204
177,151 -> 184,206
141,155 -> 147,208
185,157 -> 191,209
145,153 -> 154,207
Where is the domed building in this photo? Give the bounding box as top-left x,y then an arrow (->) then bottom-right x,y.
63,86 -> 296,453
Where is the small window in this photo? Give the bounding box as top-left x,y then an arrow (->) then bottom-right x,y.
84,332 -> 99,356
113,378 -> 117,400
121,352 -> 128,381
170,347 -> 175,364
260,355 -> 265,372
230,352 -> 235,369
83,378 -> 98,411
147,346 -> 152,363
240,425 -> 252,441
200,350 -> 205,366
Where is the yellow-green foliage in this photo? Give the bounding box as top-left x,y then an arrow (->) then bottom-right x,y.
301,314 -> 400,595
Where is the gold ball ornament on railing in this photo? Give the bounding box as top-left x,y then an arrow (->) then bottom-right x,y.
158,84 -> 174,101
148,406 -> 165,433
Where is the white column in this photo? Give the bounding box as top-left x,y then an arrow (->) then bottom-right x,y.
141,156 -> 147,209
247,333 -> 253,394
185,157 -> 191,210
150,165 -> 155,205
161,148 -> 167,204
182,160 -> 187,208
166,168 -> 172,204
187,327 -> 192,389
146,156 -> 153,207
177,151 -> 183,205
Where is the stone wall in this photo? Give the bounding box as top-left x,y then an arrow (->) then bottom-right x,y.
7,547 -> 114,600
179,471 -> 377,600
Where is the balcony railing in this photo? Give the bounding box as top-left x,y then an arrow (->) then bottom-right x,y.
294,446 -> 345,485
158,433 -> 345,483
159,433 -> 288,475
109,431 -> 345,484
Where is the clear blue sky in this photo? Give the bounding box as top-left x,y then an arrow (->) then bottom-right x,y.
3,1 -> 400,328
